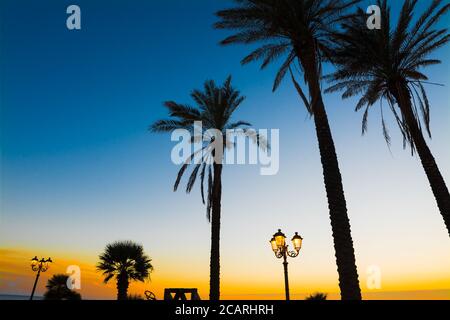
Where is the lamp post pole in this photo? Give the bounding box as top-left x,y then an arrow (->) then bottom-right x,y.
270,229 -> 303,301
30,256 -> 52,300
282,253 -> 290,301
30,265 -> 42,300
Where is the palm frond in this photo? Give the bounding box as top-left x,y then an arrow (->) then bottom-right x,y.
186,164 -> 201,193
150,119 -> 192,133
290,67 -> 312,114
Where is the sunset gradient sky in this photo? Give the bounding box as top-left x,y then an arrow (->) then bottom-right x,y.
1,0 -> 449,300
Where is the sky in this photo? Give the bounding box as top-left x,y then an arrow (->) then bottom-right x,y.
1,0 -> 449,300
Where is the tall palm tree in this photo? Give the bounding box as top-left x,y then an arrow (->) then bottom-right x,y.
326,0 -> 450,235
97,241 -> 153,300
215,0 -> 362,299
43,274 -> 81,300
151,76 -> 267,300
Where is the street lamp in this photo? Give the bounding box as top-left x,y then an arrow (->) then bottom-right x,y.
269,229 -> 303,300
30,256 -> 52,300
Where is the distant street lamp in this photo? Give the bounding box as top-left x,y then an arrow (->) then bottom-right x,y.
30,256 -> 52,300
269,229 -> 303,300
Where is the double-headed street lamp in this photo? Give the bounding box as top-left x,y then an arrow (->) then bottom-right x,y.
270,229 -> 303,301
30,256 -> 52,300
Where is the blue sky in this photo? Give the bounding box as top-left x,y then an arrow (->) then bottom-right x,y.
1,0 -> 450,298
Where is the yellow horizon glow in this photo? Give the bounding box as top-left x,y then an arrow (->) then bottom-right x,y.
1,246 -> 449,300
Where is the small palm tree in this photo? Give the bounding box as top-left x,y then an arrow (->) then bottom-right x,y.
215,0 -> 362,300
97,241 -> 153,300
151,76 -> 267,300
305,292 -> 328,300
326,0 -> 450,236
43,274 -> 81,300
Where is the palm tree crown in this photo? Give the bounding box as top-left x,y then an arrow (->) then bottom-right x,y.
305,292 -> 328,300
97,241 -> 153,300
43,274 -> 81,300
215,0 -> 360,96
151,76 -> 267,220
326,0 -> 450,149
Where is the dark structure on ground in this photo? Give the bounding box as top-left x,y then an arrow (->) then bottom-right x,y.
164,288 -> 201,300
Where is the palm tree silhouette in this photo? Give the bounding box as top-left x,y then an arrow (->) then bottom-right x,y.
305,292 -> 328,300
151,76 -> 267,300
97,241 -> 153,300
215,0 -> 362,299
43,274 -> 81,300
326,0 -> 450,236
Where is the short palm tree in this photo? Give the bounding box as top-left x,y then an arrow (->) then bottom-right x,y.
326,0 -> 450,235
151,76 -> 267,300
43,274 -> 81,300
305,292 -> 328,300
215,0 -> 362,299
97,241 -> 153,300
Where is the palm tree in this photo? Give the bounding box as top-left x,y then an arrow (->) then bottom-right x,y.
151,76 -> 267,300
305,292 -> 328,300
43,274 -> 81,300
326,0 -> 450,236
97,241 -> 153,300
215,0 -> 362,299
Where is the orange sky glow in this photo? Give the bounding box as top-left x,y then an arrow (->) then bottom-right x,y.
1,246 -> 449,300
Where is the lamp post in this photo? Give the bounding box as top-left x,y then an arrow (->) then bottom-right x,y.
30,256 -> 52,300
269,229 -> 303,301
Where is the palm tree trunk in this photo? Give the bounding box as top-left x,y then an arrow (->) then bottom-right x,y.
395,84 -> 450,236
117,273 -> 129,300
298,47 -> 362,300
209,162 -> 222,300
313,97 -> 362,300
